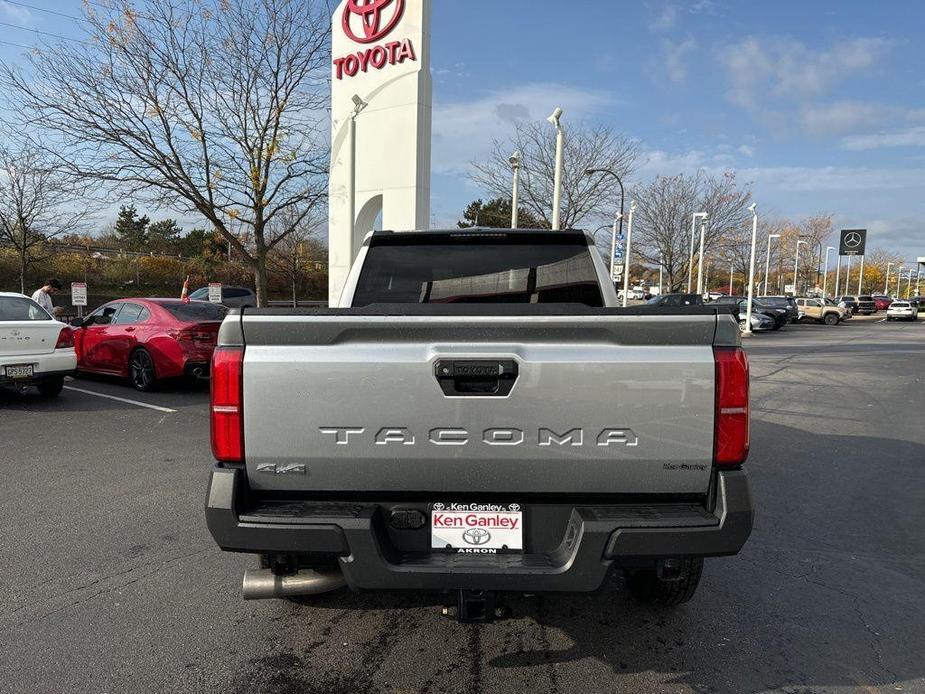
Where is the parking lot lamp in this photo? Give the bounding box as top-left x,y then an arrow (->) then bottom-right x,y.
696,217 -> 709,294
822,246 -> 835,297
835,255 -> 842,297
907,269 -> 915,298
896,266 -> 904,297
658,254 -> 664,296
509,151 -> 521,228
547,107 -> 564,230
857,255 -> 866,295
608,214 -> 622,281
743,203 -> 759,337
688,212 -> 708,292
793,240 -> 807,295
621,201 -> 637,307
884,262 -> 894,295
347,94 -> 369,248
764,233 -> 781,295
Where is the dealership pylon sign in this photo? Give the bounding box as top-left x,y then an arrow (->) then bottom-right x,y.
328,0 -> 433,305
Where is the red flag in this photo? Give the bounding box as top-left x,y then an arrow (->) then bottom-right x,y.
180,275 -> 190,303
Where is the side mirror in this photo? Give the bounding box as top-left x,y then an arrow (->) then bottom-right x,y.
70,317 -> 84,328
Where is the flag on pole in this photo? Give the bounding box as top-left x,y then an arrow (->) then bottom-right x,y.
180,275 -> 190,303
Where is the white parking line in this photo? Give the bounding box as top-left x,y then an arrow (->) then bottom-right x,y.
63,386 -> 177,413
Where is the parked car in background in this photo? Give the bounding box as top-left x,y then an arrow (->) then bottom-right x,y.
646,293 -> 703,307
836,295 -> 874,315
617,287 -> 645,301
796,298 -> 845,325
72,298 -> 228,391
713,296 -> 788,330
759,296 -> 801,323
188,286 -> 257,308
738,309 -> 776,333
872,295 -> 893,311
886,301 -> 918,321
0,292 -> 76,396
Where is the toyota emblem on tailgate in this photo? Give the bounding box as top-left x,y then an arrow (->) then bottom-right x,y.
463,528 -> 491,546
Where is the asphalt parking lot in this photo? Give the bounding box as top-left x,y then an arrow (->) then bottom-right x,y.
2,318 -> 924,694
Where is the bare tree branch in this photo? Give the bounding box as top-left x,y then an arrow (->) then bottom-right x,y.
0,0 -> 330,306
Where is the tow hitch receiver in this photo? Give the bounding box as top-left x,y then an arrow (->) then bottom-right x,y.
442,590 -> 509,623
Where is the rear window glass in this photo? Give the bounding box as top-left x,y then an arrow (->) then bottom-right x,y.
353,235 -> 604,307
859,296 -> 873,301
159,301 -> 228,321
0,296 -> 52,321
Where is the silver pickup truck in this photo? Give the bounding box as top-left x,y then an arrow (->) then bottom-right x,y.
205,229 -> 753,621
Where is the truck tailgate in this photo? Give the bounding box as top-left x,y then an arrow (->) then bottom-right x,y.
239,312 -> 721,495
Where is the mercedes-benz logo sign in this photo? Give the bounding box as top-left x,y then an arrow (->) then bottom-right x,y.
845,232 -> 862,248
343,0 -> 405,44
463,528 -> 491,546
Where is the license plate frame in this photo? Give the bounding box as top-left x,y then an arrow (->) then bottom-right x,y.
4,364 -> 34,379
430,502 -> 523,554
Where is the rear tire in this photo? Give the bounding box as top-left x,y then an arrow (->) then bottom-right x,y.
738,319 -> 748,332
37,377 -> 64,397
129,348 -> 157,392
824,313 -> 839,326
625,558 -> 704,607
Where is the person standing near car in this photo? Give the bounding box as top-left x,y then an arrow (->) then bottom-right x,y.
31,278 -> 63,317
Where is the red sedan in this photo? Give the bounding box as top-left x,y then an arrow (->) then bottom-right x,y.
873,295 -> 892,311
73,298 -> 227,391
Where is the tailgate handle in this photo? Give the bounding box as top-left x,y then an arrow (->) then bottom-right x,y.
434,360 -> 518,397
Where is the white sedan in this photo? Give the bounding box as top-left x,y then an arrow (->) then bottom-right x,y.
886,301 -> 919,321
0,292 -> 77,396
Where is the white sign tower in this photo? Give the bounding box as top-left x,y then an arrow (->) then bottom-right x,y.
328,0 -> 432,305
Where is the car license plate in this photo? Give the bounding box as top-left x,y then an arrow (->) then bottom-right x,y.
4,364 -> 33,379
431,503 -> 523,554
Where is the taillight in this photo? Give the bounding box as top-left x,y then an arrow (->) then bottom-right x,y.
714,347 -> 749,466
55,327 -> 74,349
211,347 -> 244,463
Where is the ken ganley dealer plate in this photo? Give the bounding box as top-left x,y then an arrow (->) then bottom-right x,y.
430,502 -> 523,553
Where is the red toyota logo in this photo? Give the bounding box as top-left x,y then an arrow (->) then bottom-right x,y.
342,0 -> 405,44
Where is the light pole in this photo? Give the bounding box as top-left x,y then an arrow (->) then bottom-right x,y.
658,254 -> 664,296
547,107 -> 564,230
743,203 -> 759,336
763,233 -> 780,295
608,215 -> 622,282
896,266 -> 904,297
822,246 -> 835,297
884,262 -> 894,294
916,269 -> 922,297
696,217 -> 709,295
621,201 -> 637,307
687,212 -> 708,292
509,151 -> 521,229
347,94 -> 368,250
835,255 -> 842,297
585,168 -> 625,242
793,239 -> 807,295
906,269 -> 914,298
728,259 -> 735,295
857,254 -> 865,295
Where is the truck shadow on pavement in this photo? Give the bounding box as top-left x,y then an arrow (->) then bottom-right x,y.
261,419 -> 925,694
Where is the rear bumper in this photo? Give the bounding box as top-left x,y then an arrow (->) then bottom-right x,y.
205,467 -> 754,592
0,348 -> 76,387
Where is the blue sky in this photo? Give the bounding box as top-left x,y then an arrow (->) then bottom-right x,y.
2,0 -> 924,260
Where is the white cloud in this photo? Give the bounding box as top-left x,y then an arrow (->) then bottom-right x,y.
737,145 -> 755,157
840,126 -> 925,151
719,36 -> 891,112
0,0 -> 31,25
662,38 -> 696,84
799,101 -> 893,136
650,5 -> 679,32
432,83 -> 615,176
740,165 -> 925,192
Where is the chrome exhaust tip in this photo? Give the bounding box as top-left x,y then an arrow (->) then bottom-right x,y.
242,567 -> 346,600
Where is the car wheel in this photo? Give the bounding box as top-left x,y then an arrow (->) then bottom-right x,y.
37,377 -> 64,397
625,558 -> 704,607
738,319 -> 748,332
824,313 -> 839,326
129,348 -> 158,392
